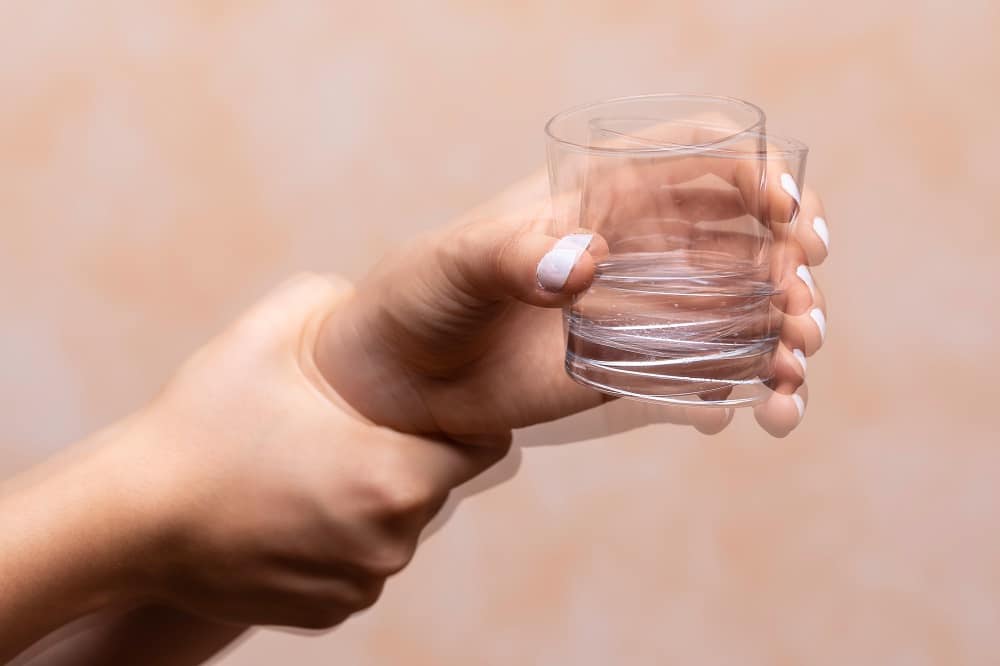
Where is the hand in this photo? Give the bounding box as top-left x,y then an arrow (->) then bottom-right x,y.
0,274 -> 505,661
129,274 -> 506,628
317,167 -> 830,442
569,138 -> 830,436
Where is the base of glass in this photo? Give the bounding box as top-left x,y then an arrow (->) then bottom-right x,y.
565,359 -> 771,408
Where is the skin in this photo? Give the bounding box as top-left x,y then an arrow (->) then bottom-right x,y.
1,167 -> 829,663
0,275 -> 505,662
318,168 -> 829,441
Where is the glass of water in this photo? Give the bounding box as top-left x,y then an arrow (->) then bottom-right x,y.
545,94 -> 807,406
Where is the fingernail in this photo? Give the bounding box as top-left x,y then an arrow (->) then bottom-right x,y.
809,308 -> 826,342
558,233 -> 594,251
796,264 -> 816,299
780,173 -> 801,205
813,216 -> 830,251
792,393 -> 805,421
536,234 -> 592,292
792,348 -> 807,374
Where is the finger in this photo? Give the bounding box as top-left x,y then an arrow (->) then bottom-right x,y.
685,405 -> 735,434
773,246 -> 827,317
441,220 -> 610,307
581,154 -> 760,234
581,120 -> 806,232
534,231 -> 608,294
768,165 -> 800,227
780,305 -> 827,356
793,187 -> 829,265
753,383 -> 809,438
687,337 -> 804,407
770,341 -> 807,394
376,425 -> 513,493
275,567 -> 386,617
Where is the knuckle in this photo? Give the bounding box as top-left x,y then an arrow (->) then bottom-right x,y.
286,578 -> 387,628
447,221 -> 511,294
293,603 -> 351,630
352,578 -> 386,611
378,479 -> 434,516
362,540 -> 418,577
436,223 -> 481,284
366,453 -> 437,518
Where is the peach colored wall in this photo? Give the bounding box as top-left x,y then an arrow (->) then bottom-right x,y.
2,2 -> 998,663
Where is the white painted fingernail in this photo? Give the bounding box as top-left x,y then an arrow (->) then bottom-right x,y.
791,393 -> 805,421
809,308 -> 826,342
557,233 -> 594,251
792,348 -> 807,374
536,234 -> 592,292
780,173 -> 801,205
813,217 -> 829,251
796,264 -> 816,299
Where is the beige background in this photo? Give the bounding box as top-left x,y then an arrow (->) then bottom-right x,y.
2,1 -> 998,663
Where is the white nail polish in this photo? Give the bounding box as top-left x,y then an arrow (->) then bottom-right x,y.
791,393 -> 805,421
809,308 -> 826,342
556,233 -> 593,251
813,217 -> 830,251
796,264 -> 816,298
792,348 -> 807,374
536,236 -> 589,292
780,173 -> 801,205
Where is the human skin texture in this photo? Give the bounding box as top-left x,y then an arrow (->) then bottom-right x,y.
0,275 -> 506,662
2,171 -> 828,663
316,169 -> 829,442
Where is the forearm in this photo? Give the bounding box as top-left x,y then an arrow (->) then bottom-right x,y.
12,606 -> 248,666
0,427 -> 150,661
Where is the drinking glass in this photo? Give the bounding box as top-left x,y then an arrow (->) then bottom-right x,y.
545,94 -> 807,406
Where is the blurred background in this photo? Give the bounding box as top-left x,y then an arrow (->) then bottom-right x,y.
2,1 -> 998,663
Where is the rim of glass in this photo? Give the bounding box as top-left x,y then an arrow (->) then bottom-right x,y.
704,131 -> 809,159
545,93 -> 767,155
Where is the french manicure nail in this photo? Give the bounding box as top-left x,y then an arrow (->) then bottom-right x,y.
796,264 -> 816,299
792,348 -> 807,374
809,308 -> 826,342
792,393 -> 805,421
536,234 -> 592,292
813,216 -> 830,251
780,173 -> 801,205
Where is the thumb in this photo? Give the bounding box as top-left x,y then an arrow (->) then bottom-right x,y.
442,220 -> 607,307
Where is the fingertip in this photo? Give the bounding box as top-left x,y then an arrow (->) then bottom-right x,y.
534,232 -> 603,298
560,249 -> 596,295
754,381 -> 810,437
780,307 -> 826,356
753,390 -> 803,438
688,405 -> 735,435
777,261 -> 814,316
797,188 -> 829,265
809,308 -> 827,345
812,216 -> 830,252
792,348 -> 807,374
791,393 -> 805,421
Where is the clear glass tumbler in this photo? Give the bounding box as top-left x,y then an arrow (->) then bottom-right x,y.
545,94 -> 807,406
